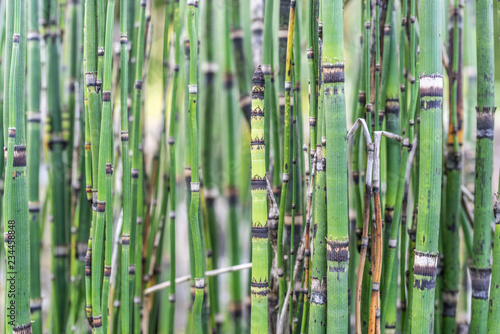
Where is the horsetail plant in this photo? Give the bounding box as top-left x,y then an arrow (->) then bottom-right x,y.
410,0 -> 443,332
250,66 -> 269,334
3,0 -> 31,332
187,0 -> 205,331
120,0 -> 132,327
277,0 -> 296,319
442,0 -> 464,330
470,0 -> 496,331
27,0 -> 43,328
0,0 -> 499,333
322,0 -> 349,331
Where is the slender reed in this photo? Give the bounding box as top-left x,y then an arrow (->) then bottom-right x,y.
322,0 -> 348,331
119,0 -> 132,327
410,0 -> 443,332
277,0 -> 296,318
27,0 -> 43,328
250,66 -> 269,333
442,1 -> 463,330
187,0 -> 205,331
3,0 -> 31,331
100,0 -> 116,330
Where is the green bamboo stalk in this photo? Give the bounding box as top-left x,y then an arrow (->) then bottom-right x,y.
0,0 -> 6,269
410,0 -> 443,332
88,0 -> 106,329
166,1 -> 180,332
134,138 -> 144,334
486,0 -> 500,329
187,0 -> 205,331
250,66 -> 269,334
27,0 -> 42,328
230,0 -> 251,123
373,0 -> 380,131
221,0 -> 243,329
277,0 -> 295,318
379,9 -> 401,331
2,0 -> 13,146
119,0 -> 132,327
46,0 -> 70,330
442,1 -> 464,330
3,0 -> 31,331
308,105 -> 326,334
363,0 -> 371,135
322,0 -> 348,331
200,0 -> 221,330
100,0 -> 116,330
306,0 -> 317,169
470,0 -> 496,330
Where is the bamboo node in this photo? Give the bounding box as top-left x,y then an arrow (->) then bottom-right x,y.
103,91 -> 111,102
191,182 -> 200,192
13,33 -> 20,43
13,145 -> 27,167
13,324 -> 32,333
469,266 -> 491,300
134,80 -> 143,90
131,169 -> 139,179
120,131 -> 129,142
188,84 -> 197,94
121,234 -> 130,245
195,278 -> 205,289
129,265 -> 136,275
96,200 -> 106,212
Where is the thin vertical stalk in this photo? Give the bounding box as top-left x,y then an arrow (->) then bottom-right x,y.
2,0 -> 13,145
187,0 -> 205,331
323,0 -> 348,331
230,0 -> 251,123
48,0 -> 69,329
379,10 -> 401,331
119,0 -> 131,327
3,0 -> 31,331
442,0 -> 463,331
309,127 -> 327,332
166,1 -> 180,332
100,0 -> 116,330
277,0 -> 295,317
222,0 -> 242,328
27,0 -> 42,328
410,0 -> 443,332
250,66 -> 269,334
470,0 -> 496,330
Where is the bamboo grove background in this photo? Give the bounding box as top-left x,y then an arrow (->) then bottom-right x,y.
0,0 -> 500,333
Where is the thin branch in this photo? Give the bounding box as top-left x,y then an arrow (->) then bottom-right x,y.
277,224 -> 307,333
144,263 -> 253,295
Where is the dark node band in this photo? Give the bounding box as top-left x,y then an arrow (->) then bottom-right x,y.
131,169 -> 139,179
103,91 -> 111,102
13,145 -> 27,167
252,226 -> 269,239
323,63 -> 345,84
326,240 -> 349,262
121,131 -> 129,141
122,234 -> 130,245
470,266 -> 491,300
251,179 -> 266,190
